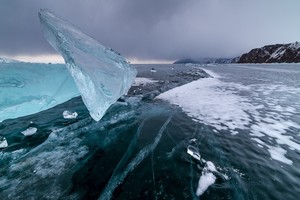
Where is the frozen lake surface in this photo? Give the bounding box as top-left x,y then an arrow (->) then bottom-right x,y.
0,63 -> 300,200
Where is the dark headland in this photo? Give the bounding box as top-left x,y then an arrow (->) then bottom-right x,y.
174,41 -> 300,64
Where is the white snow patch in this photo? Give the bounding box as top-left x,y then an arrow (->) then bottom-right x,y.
289,41 -> 300,49
157,77 -> 253,135
270,47 -> 285,59
63,110 -> 78,119
21,127 -> 37,136
268,146 -> 293,165
251,138 -> 293,165
158,68 -> 300,165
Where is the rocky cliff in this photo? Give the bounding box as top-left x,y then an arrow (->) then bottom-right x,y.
237,42 -> 300,63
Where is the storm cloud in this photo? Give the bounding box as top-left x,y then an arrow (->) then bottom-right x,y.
0,0 -> 300,62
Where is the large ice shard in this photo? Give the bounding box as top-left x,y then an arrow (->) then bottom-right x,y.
38,9 -> 137,121
0,62 -> 79,122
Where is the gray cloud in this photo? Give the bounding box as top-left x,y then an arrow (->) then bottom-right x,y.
0,0 -> 300,61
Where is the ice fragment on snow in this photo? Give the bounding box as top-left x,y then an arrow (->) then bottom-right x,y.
21,127 -> 37,136
63,110 -> 78,119
39,9 -> 137,121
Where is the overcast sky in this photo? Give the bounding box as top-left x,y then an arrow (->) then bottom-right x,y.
0,0 -> 300,63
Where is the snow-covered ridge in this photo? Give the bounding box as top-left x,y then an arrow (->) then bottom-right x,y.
0,57 -> 17,63
238,41 -> 300,63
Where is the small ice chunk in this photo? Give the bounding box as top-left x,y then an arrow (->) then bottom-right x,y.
187,145 -> 201,160
133,77 -> 158,86
189,138 -> 197,143
189,138 -> 197,144
196,161 -> 217,196
0,136 -> 8,148
150,68 -> 157,73
63,110 -> 78,119
21,127 -> 37,136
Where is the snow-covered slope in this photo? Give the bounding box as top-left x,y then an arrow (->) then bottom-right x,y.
237,42 -> 300,63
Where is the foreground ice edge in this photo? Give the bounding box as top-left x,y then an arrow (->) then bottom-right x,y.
0,63 -> 80,122
39,9 -> 137,121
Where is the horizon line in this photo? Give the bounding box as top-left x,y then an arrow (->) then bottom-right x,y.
3,54 -> 174,64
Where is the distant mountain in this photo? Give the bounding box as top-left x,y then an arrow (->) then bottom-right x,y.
174,57 -> 235,64
0,57 -> 18,63
237,41 -> 300,63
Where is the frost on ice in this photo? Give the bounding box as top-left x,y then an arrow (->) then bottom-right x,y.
39,9 -> 137,121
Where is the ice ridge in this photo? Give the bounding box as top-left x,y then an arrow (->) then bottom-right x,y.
39,9 -> 137,121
